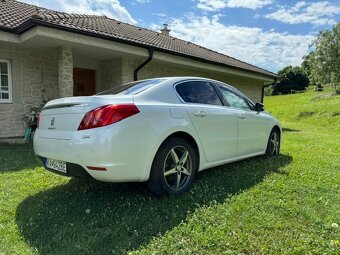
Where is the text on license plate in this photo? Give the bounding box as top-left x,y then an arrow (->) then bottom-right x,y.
45,158 -> 67,173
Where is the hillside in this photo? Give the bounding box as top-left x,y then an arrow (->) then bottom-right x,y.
265,91 -> 340,133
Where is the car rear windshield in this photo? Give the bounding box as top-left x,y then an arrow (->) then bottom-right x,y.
96,79 -> 165,95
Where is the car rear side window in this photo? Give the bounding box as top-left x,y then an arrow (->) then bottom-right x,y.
96,79 -> 165,95
176,81 -> 222,106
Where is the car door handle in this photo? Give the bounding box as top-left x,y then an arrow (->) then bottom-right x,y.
238,113 -> 246,119
194,111 -> 207,117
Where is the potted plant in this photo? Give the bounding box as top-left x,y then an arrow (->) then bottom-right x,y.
22,100 -> 48,142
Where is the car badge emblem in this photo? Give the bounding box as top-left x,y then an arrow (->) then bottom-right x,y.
50,117 -> 55,127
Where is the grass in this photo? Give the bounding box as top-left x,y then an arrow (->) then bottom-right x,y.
0,90 -> 339,254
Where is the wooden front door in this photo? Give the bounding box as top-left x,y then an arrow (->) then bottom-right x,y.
73,68 -> 96,96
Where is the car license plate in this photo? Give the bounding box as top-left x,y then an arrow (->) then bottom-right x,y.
45,158 -> 67,173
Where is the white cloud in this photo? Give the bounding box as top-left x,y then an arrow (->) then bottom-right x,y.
22,0 -> 137,24
265,1 -> 340,26
156,15 -> 314,72
153,13 -> 167,17
197,0 -> 273,11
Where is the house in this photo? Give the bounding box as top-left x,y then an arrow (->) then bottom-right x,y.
0,0 -> 277,139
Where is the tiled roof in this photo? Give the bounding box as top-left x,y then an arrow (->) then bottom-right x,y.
0,0 -> 277,78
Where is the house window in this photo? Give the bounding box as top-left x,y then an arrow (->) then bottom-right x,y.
0,60 -> 12,103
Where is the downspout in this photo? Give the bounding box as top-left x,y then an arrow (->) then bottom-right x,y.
261,78 -> 277,103
134,48 -> 154,81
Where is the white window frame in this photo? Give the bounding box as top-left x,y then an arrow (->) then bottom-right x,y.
0,59 -> 12,103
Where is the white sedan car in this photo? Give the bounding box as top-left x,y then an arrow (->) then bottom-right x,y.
34,77 -> 281,195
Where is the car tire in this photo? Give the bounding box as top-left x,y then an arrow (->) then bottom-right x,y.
265,129 -> 280,157
147,137 -> 198,196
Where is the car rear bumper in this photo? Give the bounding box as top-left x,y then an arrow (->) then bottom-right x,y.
33,117 -> 159,182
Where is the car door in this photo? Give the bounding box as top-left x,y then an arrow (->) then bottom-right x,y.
216,84 -> 270,156
175,80 -> 238,162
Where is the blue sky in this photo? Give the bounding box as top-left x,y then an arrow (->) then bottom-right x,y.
24,0 -> 340,73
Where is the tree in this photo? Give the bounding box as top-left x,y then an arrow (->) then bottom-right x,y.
301,52 -> 313,80
309,23 -> 340,94
302,52 -> 324,90
271,65 -> 309,95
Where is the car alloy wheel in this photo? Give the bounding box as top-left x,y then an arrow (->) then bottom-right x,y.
270,132 -> 280,155
163,145 -> 193,191
147,137 -> 197,196
266,129 -> 280,157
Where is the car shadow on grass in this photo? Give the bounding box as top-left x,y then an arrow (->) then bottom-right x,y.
16,154 -> 292,255
282,127 -> 300,133
0,143 -> 39,172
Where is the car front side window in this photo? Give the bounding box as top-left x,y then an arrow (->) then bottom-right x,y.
218,86 -> 250,110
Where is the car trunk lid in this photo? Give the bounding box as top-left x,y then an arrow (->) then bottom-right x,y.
38,95 -> 134,138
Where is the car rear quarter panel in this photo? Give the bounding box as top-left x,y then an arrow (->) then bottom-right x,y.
135,103 -> 207,180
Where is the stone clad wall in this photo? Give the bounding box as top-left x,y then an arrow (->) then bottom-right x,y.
107,57 -> 264,102
0,46 -> 58,138
58,47 -> 73,97
0,45 -> 267,139
99,57 -> 144,90
100,58 -> 122,91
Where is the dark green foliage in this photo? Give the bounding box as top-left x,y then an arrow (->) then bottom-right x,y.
271,66 -> 309,95
264,85 -> 274,96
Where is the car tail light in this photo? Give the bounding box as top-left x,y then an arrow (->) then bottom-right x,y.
37,113 -> 41,129
78,104 -> 140,130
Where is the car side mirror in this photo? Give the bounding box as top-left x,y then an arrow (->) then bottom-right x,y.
255,102 -> 264,112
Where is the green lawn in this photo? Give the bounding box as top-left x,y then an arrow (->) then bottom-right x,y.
0,91 -> 339,254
